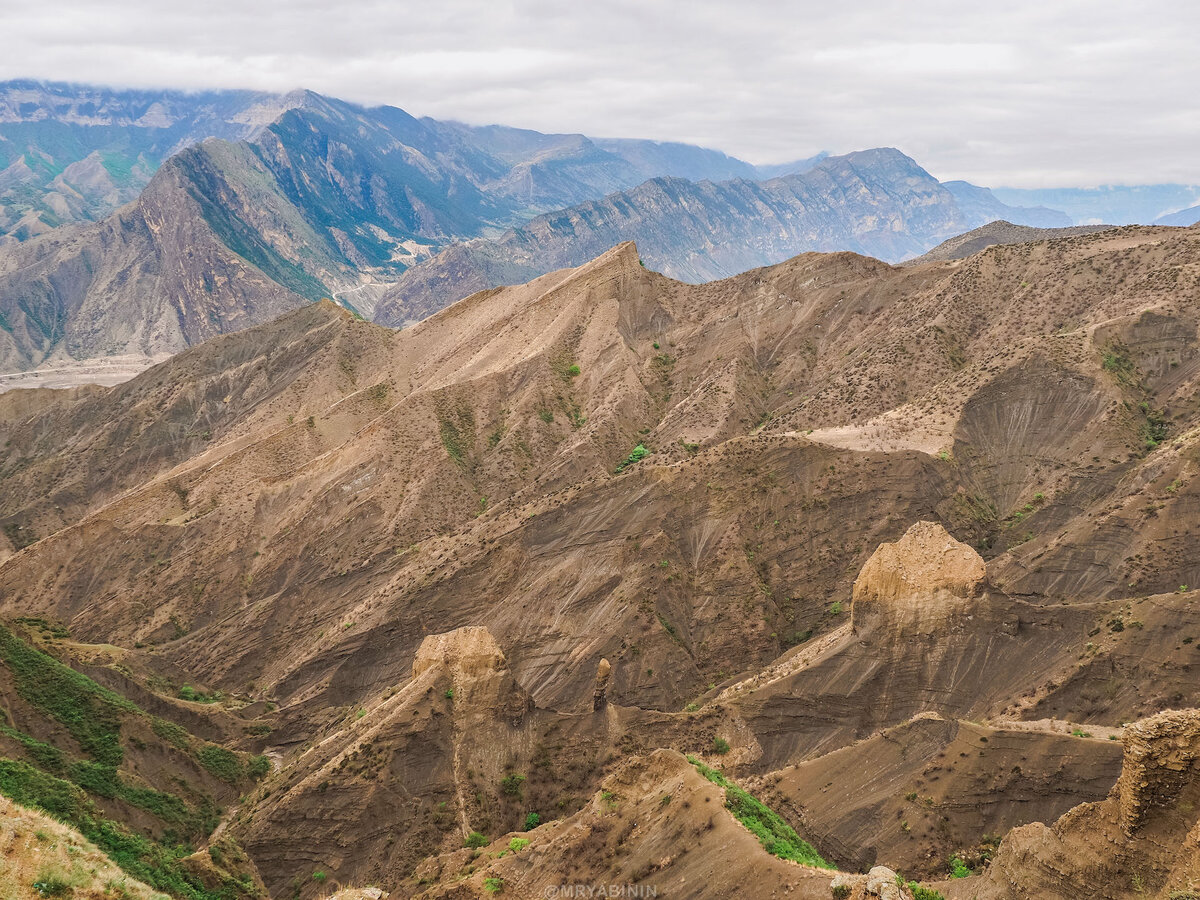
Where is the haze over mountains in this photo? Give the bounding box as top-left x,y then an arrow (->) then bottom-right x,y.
0,80 -> 1085,374
3,74 -> 1200,900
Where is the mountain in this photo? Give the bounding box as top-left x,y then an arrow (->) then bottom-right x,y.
0,80 -> 310,243
1157,203 -> 1200,227
991,183 -> 1200,225
904,220 -> 1113,264
2,225 -> 1200,895
0,92 -> 765,370
941,180 -> 1070,228
0,88 -> 1067,375
0,80 -> 784,250
372,148 -> 1074,326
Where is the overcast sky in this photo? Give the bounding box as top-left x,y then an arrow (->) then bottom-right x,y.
2,0 -> 1197,187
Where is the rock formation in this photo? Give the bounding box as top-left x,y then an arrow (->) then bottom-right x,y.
1117,708 -> 1200,834
851,520 -> 987,638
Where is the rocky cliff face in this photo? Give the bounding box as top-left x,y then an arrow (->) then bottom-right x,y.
960,708 -> 1200,900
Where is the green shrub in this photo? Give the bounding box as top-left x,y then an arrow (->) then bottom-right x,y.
197,745 -> 243,783
177,685 -> 222,704
615,444 -> 650,473
484,877 -> 504,894
247,755 -> 270,780
508,837 -> 530,853
312,871 -> 326,882
688,756 -> 830,868
32,870 -> 75,897
151,718 -> 190,749
567,364 -> 581,377
949,856 -> 971,878
523,812 -> 540,830
713,737 -> 731,755
464,831 -> 489,848
500,773 -> 525,797
908,883 -> 946,900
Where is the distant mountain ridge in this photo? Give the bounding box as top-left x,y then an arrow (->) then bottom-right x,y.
372,149 -> 1073,326
992,183 -> 1200,225
0,80 -> 1072,373
0,80 -> 784,247
0,80 -> 312,242
1156,204 -> 1200,227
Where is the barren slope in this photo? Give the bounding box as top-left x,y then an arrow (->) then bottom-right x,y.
1,227 -> 1199,895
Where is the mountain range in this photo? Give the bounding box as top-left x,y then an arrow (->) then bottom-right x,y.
0,82 -> 1074,374
1,220 -> 1199,898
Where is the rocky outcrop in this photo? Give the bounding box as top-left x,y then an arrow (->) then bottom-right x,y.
592,657 -> 612,711
851,521 -> 986,637
1117,708 -> 1200,834
831,865 -> 918,900
965,709 -> 1200,899
412,626 -> 507,680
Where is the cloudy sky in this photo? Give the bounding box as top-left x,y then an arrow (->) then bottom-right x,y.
3,0 -> 1197,186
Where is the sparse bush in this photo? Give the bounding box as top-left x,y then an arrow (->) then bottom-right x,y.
500,773 -> 526,797
197,745 -> 243,783
713,737 -> 731,755
32,869 -> 75,897
247,755 -> 270,780
615,444 -> 650,473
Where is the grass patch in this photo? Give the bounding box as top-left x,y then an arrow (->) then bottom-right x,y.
688,756 -> 830,868
197,746 -> 243,784
0,625 -> 133,765
0,758 -> 238,899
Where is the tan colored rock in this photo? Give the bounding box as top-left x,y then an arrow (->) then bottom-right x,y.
593,657 -> 612,710
1117,707 -> 1200,834
852,521 -> 985,637
412,625 -> 507,679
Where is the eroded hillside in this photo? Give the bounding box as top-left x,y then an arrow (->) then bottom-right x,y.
2,225 -> 1200,897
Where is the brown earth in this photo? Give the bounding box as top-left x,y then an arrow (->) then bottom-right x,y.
2,226 -> 1200,897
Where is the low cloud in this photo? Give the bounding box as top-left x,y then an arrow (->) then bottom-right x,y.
3,0 -> 1197,187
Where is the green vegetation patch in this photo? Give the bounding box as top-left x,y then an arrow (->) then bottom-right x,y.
197,745 -> 243,783
688,756 -> 831,868
615,444 -> 650,473
0,757 -> 241,899
0,625 -> 133,765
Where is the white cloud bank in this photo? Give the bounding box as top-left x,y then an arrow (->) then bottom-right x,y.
2,0 -> 1197,186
